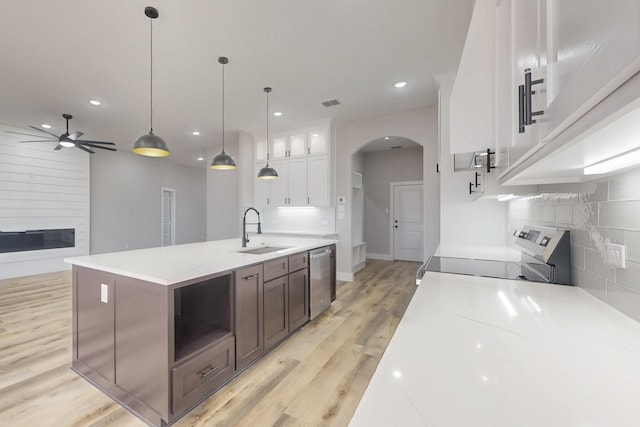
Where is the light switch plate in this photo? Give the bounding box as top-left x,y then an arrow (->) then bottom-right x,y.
606,243 -> 626,269
100,283 -> 109,303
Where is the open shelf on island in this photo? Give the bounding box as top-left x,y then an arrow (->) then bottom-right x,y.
174,274 -> 232,362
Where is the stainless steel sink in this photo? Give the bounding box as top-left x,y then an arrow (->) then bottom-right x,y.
235,246 -> 288,255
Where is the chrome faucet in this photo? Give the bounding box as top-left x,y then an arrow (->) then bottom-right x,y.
242,207 -> 262,247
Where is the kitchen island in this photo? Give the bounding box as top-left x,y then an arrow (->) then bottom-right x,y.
350,271 -> 640,426
65,236 -> 336,427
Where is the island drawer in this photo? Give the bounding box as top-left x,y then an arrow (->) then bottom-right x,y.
288,252 -> 308,273
264,257 -> 289,282
172,335 -> 235,415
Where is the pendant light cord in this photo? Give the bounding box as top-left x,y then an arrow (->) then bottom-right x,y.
149,18 -> 154,133
266,89 -> 270,165
221,60 -> 225,154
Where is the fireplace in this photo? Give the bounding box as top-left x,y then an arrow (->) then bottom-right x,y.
0,229 -> 75,253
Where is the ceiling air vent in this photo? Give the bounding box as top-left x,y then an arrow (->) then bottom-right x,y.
321,99 -> 340,107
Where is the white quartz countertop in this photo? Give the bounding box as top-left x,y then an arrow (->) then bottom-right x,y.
350,272 -> 640,427
65,236 -> 336,286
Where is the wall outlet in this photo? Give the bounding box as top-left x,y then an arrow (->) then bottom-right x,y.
606,243 -> 626,269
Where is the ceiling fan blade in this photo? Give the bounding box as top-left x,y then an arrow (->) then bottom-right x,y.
75,145 -> 95,154
18,140 -> 56,143
54,144 -> 64,150
76,139 -> 115,145
5,130 -> 57,139
28,126 -> 61,139
81,143 -> 117,151
68,131 -> 84,140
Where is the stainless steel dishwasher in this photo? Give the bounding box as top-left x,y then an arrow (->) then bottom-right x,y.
309,246 -> 332,319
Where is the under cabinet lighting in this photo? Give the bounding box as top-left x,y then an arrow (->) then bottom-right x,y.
498,194 -> 519,202
584,147 -> 640,175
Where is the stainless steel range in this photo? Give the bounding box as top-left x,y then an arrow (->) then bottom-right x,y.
417,225 -> 572,285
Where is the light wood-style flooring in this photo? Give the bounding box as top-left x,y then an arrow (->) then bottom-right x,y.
0,260 -> 419,427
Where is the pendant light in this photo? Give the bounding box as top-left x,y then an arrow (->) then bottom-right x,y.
257,87 -> 279,179
133,6 -> 170,157
210,57 -> 237,170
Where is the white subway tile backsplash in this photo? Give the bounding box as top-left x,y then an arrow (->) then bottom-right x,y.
599,201 -> 640,229
584,247 -> 615,280
507,166 -> 640,322
605,281 -> 640,323
615,260 -> 640,293
556,205 -> 573,225
627,230 -> 640,263
608,168 -> 640,201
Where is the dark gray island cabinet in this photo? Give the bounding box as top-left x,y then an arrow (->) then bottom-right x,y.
70,243 -> 336,427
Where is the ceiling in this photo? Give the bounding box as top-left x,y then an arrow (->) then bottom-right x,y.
0,0 -> 473,166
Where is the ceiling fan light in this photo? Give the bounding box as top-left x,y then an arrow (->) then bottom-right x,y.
258,165 -> 279,179
210,152 -> 237,170
60,140 -> 75,148
133,132 -> 170,157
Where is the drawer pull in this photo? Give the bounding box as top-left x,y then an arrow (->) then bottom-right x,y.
200,365 -> 219,379
282,262 -> 286,269
243,274 -> 257,280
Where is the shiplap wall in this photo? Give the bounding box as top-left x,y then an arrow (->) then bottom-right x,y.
0,124 -> 90,279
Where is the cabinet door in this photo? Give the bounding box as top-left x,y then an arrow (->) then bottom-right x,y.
494,0 -> 512,167
449,0 -> 496,154
253,163 -> 271,207
255,139 -> 268,162
269,159 -> 288,206
270,135 -> 288,160
308,128 -> 328,155
263,276 -> 289,351
306,155 -> 329,206
75,268 -> 115,383
288,131 -> 307,158
510,0 -> 546,164
288,268 -> 309,332
287,157 -> 308,206
542,0 -> 640,141
235,265 -> 264,371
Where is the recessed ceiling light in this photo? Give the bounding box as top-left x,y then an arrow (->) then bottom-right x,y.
197,157 -> 204,161
273,111 -> 283,117
192,131 -> 201,136
384,136 -> 390,140
41,124 -> 51,129
89,99 -> 102,106
311,133 -> 319,137
394,81 -> 407,88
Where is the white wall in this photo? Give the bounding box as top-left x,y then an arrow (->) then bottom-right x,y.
438,77 -> 509,256
207,141 -> 241,241
0,125 -> 90,279
91,149 -> 206,254
363,146 -> 424,257
335,106 -> 440,281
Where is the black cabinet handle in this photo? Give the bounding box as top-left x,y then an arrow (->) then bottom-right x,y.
524,68 -> 544,126
475,171 -> 481,187
486,148 -> 495,173
242,274 -> 257,280
518,85 -> 525,134
469,182 -> 475,195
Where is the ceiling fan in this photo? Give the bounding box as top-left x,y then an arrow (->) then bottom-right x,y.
5,113 -> 117,154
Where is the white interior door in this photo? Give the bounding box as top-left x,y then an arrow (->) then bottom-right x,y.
393,183 -> 423,262
162,188 -> 176,246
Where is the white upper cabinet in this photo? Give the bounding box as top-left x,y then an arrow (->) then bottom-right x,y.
509,0 -> 547,165
253,121 -> 331,207
307,128 -> 328,155
541,0 -> 640,142
271,135 -> 288,160
449,0 -> 496,154
255,139 -> 268,163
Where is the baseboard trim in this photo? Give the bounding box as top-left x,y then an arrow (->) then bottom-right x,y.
337,271 -> 354,282
366,253 -> 393,261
